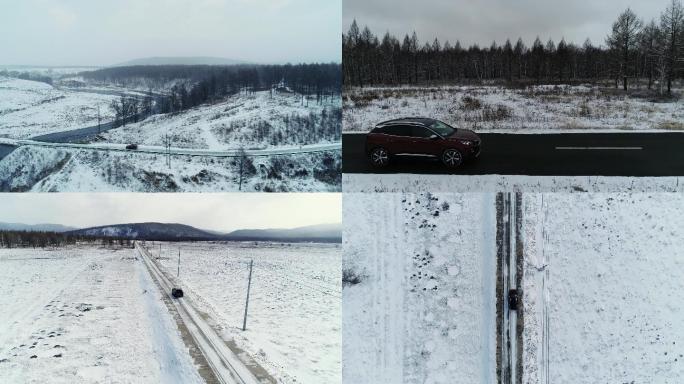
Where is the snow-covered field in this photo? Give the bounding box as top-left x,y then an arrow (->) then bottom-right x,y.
0,245 -> 202,384
343,173 -> 684,193
153,241 -> 341,384
344,85 -> 684,133
343,192 -> 496,384
0,77 -> 117,139
0,146 -> 341,192
521,193 -> 684,383
101,91 -> 341,150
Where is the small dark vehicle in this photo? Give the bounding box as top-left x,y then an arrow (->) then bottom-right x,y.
171,288 -> 184,298
365,117 -> 481,168
125,144 -> 138,150
508,289 -> 519,311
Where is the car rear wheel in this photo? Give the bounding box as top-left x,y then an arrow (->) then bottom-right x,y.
442,148 -> 463,168
370,147 -> 390,167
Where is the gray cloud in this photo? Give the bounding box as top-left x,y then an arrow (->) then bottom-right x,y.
1,0 -> 341,66
344,0 -> 668,48
0,193 -> 341,232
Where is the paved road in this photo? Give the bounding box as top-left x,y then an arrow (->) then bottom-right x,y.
0,144 -> 16,161
31,119 -> 121,143
0,137 -> 341,158
343,132 -> 684,176
136,243 -> 262,384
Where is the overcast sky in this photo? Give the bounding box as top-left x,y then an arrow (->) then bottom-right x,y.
0,0 -> 341,66
344,0 -> 669,48
0,193 -> 341,232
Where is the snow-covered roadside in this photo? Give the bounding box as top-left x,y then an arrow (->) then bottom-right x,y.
100,91 -> 341,150
0,77 -> 117,139
344,85 -> 684,133
0,245 -> 202,383
521,194 -> 684,383
343,173 -> 684,193
343,192 -> 496,383
154,241 -> 341,384
0,146 -> 341,192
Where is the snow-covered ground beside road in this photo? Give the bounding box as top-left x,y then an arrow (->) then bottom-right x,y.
0,77 -> 117,139
0,146 -> 341,192
0,245 -> 202,384
521,193 -> 684,383
344,85 -> 683,133
153,241 -> 341,384
100,91 -> 341,150
343,192 -> 496,384
343,173 -> 684,193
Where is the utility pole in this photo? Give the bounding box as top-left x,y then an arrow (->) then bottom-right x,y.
177,249 -> 181,278
242,259 -> 254,331
97,105 -> 101,135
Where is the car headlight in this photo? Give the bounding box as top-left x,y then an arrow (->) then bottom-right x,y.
459,140 -> 473,146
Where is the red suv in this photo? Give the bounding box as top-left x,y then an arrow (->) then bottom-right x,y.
365,118 -> 481,168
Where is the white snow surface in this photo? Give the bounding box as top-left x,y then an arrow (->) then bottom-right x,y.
0,146 -> 341,192
343,192 -> 496,383
343,173 -> 684,193
0,245 -> 202,384
100,91 -> 341,150
344,85 -> 684,133
0,77 -> 117,139
153,241 -> 342,384
521,193 -> 684,383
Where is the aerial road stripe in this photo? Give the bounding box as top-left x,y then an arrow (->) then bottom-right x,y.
555,146 -> 643,150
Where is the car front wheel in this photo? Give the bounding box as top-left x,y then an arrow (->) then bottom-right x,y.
442,148 -> 463,168
370,147 -> 390,167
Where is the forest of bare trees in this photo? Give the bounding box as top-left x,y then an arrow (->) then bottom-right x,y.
343,1 -> 684,95
0,230 -> 132,249
84,63 -> 341,116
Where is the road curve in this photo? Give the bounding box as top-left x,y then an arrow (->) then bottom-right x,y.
136,242 -> 261,384
343,132 -> 684,176
0,137 -> 341,158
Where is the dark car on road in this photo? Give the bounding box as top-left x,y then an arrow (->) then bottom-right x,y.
125,144 -> 138,150
365,117 -> 481,168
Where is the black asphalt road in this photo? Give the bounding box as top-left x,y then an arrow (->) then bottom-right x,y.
343,132 -> 684,176
0,144 -> 16,161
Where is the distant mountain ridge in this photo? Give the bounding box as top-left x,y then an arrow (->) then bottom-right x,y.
112,56 -> 247,67
0,222 -> 76,232
64,222 -> 341,243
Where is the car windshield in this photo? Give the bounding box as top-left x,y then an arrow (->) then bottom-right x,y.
429,120 -> 456,136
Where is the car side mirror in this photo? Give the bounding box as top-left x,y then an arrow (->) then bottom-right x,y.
429,135 -> 439,140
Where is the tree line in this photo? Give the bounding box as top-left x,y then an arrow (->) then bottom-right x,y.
83,63 -> 341,115
0,230 -> 133,249
343,0 -> 684,94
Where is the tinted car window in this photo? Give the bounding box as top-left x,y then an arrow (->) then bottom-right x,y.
411,126 -> 435,138
429,120 -> 456,136
382,125 -> 412,137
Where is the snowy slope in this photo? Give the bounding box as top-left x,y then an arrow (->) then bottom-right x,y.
521,194 -> 684,383
0,245 -> 202,384
343,192 -> 496,384
99,90 -> 341,150
0,77 -> 117,139
0,146 -> 341,192
344,85 -> 684,133
153,241 -> 341,384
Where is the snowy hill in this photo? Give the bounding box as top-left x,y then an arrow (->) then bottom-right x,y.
69,222 -> 216,240
67,222 -> 342,242
225,223 -> 342,242
112,57 -> 246,67
0,222 -> 76,232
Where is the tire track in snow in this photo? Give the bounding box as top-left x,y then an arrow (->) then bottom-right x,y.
136,242 -> 262,384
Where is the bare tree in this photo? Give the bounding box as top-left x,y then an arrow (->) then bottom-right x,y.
660,0 -> 684,94
606,8 -> 644,90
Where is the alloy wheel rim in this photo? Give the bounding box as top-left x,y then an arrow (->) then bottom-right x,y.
372,149 -> 388,165
444,150 -> 462,166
